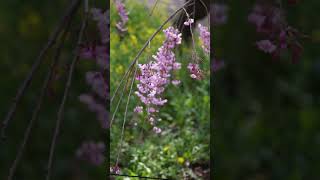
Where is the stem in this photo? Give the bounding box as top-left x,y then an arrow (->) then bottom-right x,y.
115,58 -> 138,166
110,65 -> 134,128
6,11 -> 74,180
182,8 -> 198,63
149,0 -> 160,16
0,0 -> 82,140
45,6 -> 88,180
198,0 -> 210,26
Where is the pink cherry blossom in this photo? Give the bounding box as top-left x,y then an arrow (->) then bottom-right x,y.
184,18 -> 194,26
91,8 -> 109,44
76,141 -> 105,166
172,80 -> 181,85
198,24 -> 210,53
134,106 -> 143,113
135,27 -> 182,130
79,94 -> 108,129
188,63 -> 203,80
115,1 -> 129,33
153,126 -> 162,134
256,40 -> 277,53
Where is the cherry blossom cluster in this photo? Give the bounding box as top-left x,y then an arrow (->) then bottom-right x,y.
77,7 -> 109,166
91,8 -> 109,44
79,7 -> 109,129
211,3 -> 226,72
185,21 -> 211,79
79,94 -> 108,129
110,165 -> 121,174
183,18 -> 194,26
79,45 -> 108,69
134,26 -> 182,133
187,63 -> 203,80
115,1 -> 129,34
198,24 -> 210,54
248,1 -> 303,63
76,141 -> 105,166
85,72 -> 108,99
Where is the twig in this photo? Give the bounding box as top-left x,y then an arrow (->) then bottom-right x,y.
45,4 -> 88,180
109,65 -> 134,128
182,8 -> 197,60
0,0 -> 82,141
198,0 -> 210,26
6,10 -> 74,180
115,57 -> 138,166
149,0 -> 160,16
176,1 -> 195,37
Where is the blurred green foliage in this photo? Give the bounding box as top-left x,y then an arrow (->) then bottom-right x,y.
110,1 -> 209,179
213,1 -> 320,180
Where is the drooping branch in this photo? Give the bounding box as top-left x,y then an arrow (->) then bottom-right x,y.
45,4 -> 88,180
109,65 -> 135,127
6,10 -> 75,180
149,0 -> 160,16
115,57 -> 138,166
0,0 -> 82,140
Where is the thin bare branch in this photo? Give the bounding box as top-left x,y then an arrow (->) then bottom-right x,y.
6,13 -> 74,180
110,65 -> 134,128
0,0 -> 82,140
115,57 -> 138,166
198,0 -> 210,26
149,0 -> 160,16
45,4 -> 88,180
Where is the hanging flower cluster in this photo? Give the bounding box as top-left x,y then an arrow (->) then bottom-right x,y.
110,165 -> 120,174
211,3 -> 226,72
76,141 -> 105,166
186,22 -> 210,79
77,7 -> 109,166
115,1 -> 129,34
79,45 -> 108,69
198,23 -> 210,54
134,26 -> 182,133
248,1 -> 303,63
91,8 -> 109,44
79,94 -> 108,129
183,18 -> 194,26
187,63 -> 203,80
79,8 -> 109,129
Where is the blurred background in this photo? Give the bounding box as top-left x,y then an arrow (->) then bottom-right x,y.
213,0 -> 320,179
0,0 -> 107,179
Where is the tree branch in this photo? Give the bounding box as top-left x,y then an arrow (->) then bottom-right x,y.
45,5 -> 88,180
0,0 -> 82,140
6,10 -> 75,180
